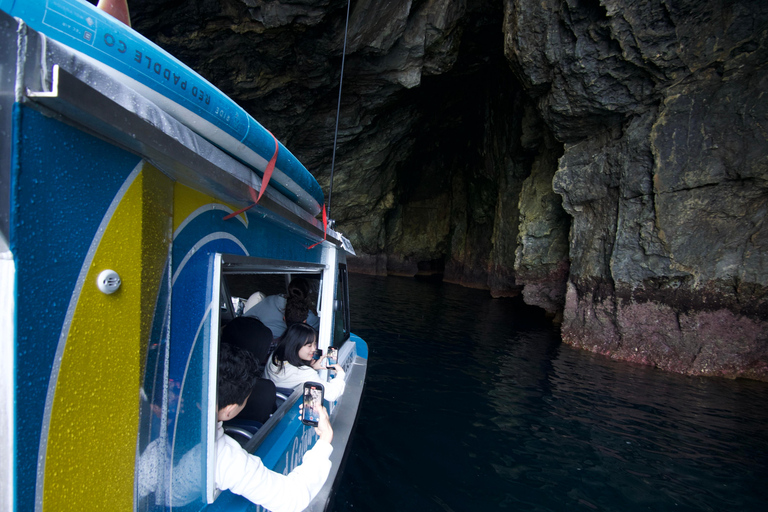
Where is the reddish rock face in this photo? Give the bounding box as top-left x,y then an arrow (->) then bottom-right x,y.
562,279 -> 768,380
131,0 -> 768,380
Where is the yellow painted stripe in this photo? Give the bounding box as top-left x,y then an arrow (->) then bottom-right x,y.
173,181 -> 246,233
43,163 -> 172,511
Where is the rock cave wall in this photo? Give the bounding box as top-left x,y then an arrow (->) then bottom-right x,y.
504,0 -> 768,379
129,0 -> 768,380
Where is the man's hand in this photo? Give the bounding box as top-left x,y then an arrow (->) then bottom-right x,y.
314,406 -> 333,444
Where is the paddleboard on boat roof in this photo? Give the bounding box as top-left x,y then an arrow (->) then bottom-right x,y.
0,0 -> 324,216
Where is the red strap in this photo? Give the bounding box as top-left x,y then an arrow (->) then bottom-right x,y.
224,133 -> 279,221
255,133 -> 278,204
307,204 -> 328,249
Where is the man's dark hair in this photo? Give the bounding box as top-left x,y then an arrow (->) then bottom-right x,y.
217,342 -> 260,410
284,297 -> 310,327
284,277 -> 312,327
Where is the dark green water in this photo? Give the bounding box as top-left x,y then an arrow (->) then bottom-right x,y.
331,275 -> 768,512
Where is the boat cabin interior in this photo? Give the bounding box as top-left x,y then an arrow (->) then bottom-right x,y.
214,257 -> 352,449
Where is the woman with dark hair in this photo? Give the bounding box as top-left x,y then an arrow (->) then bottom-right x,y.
265,323 -> 345,401
244,277 -> 320,338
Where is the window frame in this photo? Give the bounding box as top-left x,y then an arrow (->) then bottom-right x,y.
206,253 -> 331,503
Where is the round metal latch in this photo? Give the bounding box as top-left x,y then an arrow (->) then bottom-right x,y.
97,269 -> 121,294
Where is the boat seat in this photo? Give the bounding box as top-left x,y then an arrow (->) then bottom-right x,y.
221,317 -> 273,366
236,378 -> 278,425
275,387 -> 294,409
223,418 -> 263,448
275,386 -> 295,397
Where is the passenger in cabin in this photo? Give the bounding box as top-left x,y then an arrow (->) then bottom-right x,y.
265,323 -> 346,401
244,277 -> 320,338
216,343 -> 335,511
221,317 -> 277,424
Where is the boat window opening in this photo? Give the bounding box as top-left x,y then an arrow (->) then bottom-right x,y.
216,265 -> 323,428
206,254 -> 335,502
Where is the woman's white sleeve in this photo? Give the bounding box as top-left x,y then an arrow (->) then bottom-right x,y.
322,372 -> 346,401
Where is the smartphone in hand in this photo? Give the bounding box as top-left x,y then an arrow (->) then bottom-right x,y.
301,382 -> 325,427
312,349 -> 323,361
326,347 -> 338,376
326,347 -> 338,366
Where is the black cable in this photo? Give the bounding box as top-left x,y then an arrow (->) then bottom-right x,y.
327,0 -> 351,221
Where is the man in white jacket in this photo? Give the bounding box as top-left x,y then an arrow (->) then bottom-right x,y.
137,343 -> 333,511
215,342 -> 334,512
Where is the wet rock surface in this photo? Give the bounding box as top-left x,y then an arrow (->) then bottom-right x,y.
129,0 -> 768,380
506,0 -> 768,379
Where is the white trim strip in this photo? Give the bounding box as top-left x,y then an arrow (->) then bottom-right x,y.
1,251 -> 16,512
206,254 -> 223,503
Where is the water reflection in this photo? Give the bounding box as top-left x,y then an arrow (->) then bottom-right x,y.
333,275 -> 768,512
